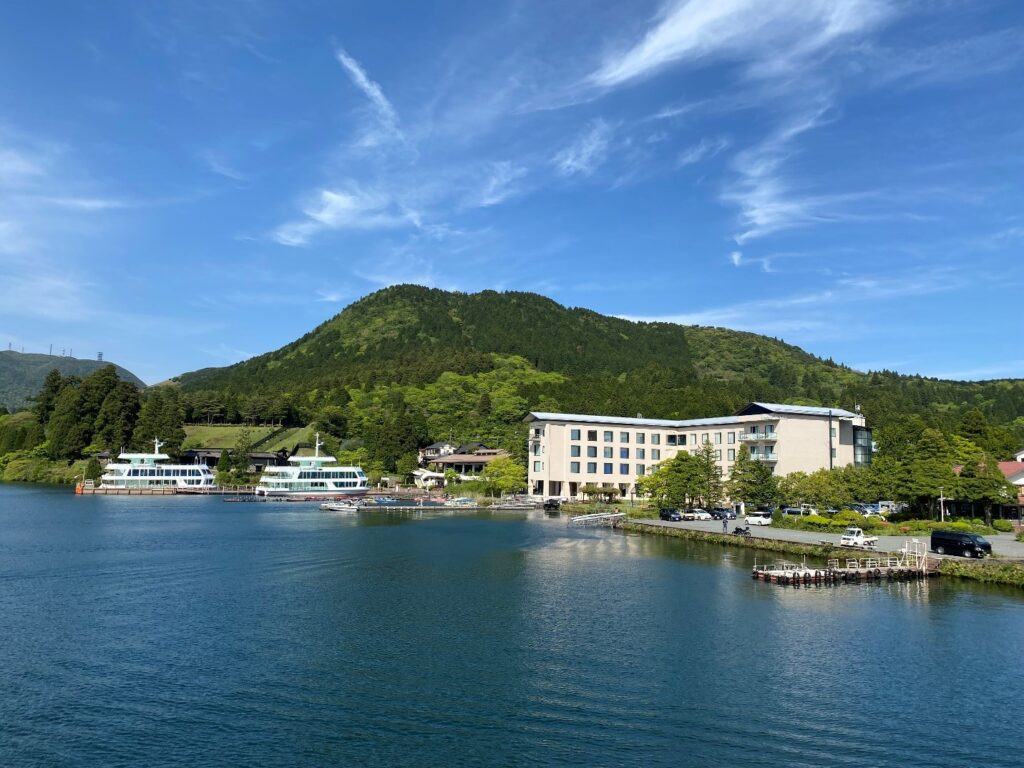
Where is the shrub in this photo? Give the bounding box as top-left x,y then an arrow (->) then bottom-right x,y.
993,519 -> 1014,533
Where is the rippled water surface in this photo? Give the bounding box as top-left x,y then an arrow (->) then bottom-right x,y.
2,484 -> 1022,767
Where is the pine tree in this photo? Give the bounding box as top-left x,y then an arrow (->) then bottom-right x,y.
47,384 -> 88,459
94,382 -> 141,451
33,369 -> 65,428
131,389 -> 165,451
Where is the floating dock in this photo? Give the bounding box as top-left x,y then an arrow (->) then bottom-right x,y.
753,541 -> 935,586
75,484 -> 175,495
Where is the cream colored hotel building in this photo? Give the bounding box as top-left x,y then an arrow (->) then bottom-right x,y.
526,402 -> 871,499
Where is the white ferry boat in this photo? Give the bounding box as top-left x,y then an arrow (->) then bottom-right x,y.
99,438 -> 217,490
254,433 -> 368,498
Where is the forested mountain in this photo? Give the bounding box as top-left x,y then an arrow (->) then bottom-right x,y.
174,285 -> 1024,436
0,351 -> 145,413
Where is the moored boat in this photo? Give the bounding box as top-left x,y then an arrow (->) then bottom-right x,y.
98,438 -> 216,491
254,433 -> 368,498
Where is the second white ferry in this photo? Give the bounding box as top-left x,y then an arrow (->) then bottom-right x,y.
254,433 -> 368,498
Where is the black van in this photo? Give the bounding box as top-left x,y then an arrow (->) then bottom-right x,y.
931,530 -> 992,558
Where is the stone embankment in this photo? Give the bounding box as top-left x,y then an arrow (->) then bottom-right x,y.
622,518 -> 1024,589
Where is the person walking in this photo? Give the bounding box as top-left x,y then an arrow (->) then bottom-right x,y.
722,515 -> 728,534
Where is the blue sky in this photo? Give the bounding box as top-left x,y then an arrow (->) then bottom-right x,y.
1,0 -> 1022,384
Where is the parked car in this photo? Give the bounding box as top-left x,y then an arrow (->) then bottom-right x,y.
710,507 -> 737,520
781,507 -> 804,517
840,527 -> 878,549
746,511 -> 773,526
659,508 -> 683,522
688,508 -> 712,520
931,530 -> 992,558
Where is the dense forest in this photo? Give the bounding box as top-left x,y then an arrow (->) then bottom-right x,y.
3,285 -> 1024,501
171,285 -> 1024,459
0,350 -> 145,413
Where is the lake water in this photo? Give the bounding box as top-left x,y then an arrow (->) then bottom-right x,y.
2,484 -> 1022,767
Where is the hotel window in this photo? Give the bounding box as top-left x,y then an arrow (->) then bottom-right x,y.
620,448 -> 629,459
714,432 -> 722,444
728,432 -> 736,444
532,444 -> 541,455
651,434 -> 661,445
667,435 -> 677,446
750,425 -> 759,435
570,429 -> 581,440
831,448 -> 837,459
764,424 -> 775,436
587,446 -> 597,458
603,463 -> 613,475
678,434 -> 687,446
715,449 -> 722,460
727,449 -> 735,461
587,462 -> 597,473
533,461 -> 542,472
831,427 -> 837,438
603,447 -> 613,458
587,430 -> 598,441
702,433 -> 709,444
604,430 -> 613,442
618,463 -> 628,475
637,465 -> 645,476
651,449 -> 661,460
570,445 -> 581,457
636,433 -> 645,444
637,448 -> 645,459
570,461 -> 580,474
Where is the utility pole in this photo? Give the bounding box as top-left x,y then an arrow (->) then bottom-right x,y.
939,488 -> 946,523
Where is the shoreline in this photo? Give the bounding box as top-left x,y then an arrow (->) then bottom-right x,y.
620,519 -> 1024,589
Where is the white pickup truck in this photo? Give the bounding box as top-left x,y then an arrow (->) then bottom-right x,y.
840,527 -> 878,549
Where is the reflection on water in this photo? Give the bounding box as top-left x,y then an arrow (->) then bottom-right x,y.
1,486 -> 1022,768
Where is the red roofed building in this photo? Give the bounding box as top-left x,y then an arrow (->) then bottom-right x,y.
997,461 -> 1024,509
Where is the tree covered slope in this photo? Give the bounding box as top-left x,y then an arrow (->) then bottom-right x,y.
0,351 -> 145,413
172,285 -> 1024,434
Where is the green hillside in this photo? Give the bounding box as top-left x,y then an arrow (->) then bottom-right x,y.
173,285 -> 1024,434
0,351 -> 145,413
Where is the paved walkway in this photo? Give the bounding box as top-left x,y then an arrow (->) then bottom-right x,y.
634,517 -> 1024,560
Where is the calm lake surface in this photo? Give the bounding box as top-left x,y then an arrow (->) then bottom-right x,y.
2,484 -> 1022,767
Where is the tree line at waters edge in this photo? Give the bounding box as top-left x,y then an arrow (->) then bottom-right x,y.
0,355 -> 1021,516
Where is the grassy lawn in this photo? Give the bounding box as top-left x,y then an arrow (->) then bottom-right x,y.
260,425 -> 315,453
182,425 -> 276,449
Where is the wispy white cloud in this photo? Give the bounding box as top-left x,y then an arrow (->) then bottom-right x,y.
677,136 -> 729,167
272,186 -> 417,246
468,161 -> 527,208
728,250 -> 742,267
590,0 -> 893,89
554,120 -> 613,177
201,150 -> 248,182
335,48 -> 405,148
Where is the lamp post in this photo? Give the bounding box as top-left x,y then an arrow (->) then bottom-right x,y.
939,487 -> 946,523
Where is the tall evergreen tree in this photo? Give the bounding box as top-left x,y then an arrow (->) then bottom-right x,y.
47,384 -> 88,459
131,388 -> 166,451
727,444 -> 779,506
94,381 -> 141,451
33,369 -> 65,428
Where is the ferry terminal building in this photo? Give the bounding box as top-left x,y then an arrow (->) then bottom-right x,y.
526,402 -> 872,500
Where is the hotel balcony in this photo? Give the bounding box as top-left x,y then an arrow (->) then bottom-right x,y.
749,451 -> 779,462
738,432 -> 777,442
